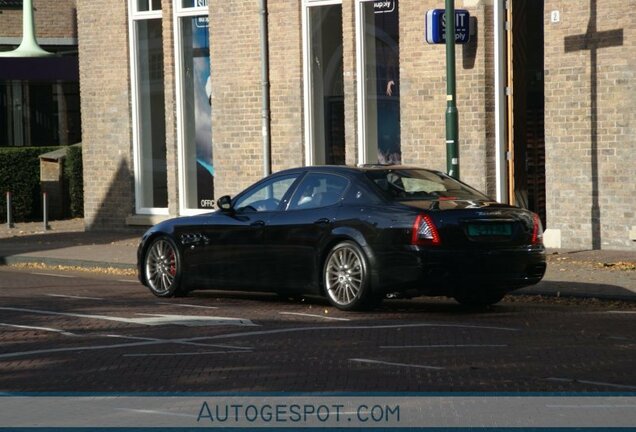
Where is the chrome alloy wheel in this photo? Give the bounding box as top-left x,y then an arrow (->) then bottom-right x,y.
325,244 -> 365,307
145,238 -> 178,295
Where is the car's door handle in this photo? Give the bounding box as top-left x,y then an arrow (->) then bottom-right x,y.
314,218 -> 331,225
251,220 -> 266,227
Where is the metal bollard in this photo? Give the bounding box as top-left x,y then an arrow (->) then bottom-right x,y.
6,191 -> 13,228
42,192 -> 50,231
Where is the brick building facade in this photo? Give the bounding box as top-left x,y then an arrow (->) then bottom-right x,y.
72,0 -> 634,250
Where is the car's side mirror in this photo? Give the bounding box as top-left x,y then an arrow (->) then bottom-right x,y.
217,195 -> 233,212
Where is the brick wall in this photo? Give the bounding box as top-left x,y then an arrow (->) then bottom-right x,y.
208,0 -> 264,199
268,1 -> 305,173
544,0 -> 636,249
399,0 -> 493,194
77,0 -> 134,229
0,0 -> 77,39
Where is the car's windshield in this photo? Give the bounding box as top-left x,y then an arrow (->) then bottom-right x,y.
365,169 -> 490,201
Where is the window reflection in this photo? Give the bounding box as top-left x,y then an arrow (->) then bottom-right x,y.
361,0 -> 401,164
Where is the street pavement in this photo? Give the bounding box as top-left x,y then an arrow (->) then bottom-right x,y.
0,218 -> 634,301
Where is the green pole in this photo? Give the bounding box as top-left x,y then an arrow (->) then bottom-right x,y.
445,0 -> 460,179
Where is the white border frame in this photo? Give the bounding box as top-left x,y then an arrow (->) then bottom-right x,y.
128,0 -> 168,215
354,0 -> 370,165
173,0 -> 210,216
302,0 -> 342,167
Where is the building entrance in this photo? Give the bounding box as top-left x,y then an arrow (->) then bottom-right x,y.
507,0 -> 546,226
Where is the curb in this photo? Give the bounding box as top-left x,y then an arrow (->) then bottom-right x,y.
0,255 -> 136,271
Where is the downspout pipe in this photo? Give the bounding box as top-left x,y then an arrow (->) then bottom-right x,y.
259,0 -> 272,177
494,0 -> 508,203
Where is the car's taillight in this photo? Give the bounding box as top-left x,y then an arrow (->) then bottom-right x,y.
412,214 -> 441,246
531,213 -> 543,245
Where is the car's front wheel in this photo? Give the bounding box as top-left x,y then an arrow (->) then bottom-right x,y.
323,241 -> 375,311
143,236 -> 184,297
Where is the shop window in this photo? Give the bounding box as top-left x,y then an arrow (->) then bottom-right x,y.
129,2 -> 167,212
175,0 -> 213,213
357,0 -> 401,164
303,1 -> 345,166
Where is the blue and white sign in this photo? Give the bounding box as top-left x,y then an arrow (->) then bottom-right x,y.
426,9 -> 470,44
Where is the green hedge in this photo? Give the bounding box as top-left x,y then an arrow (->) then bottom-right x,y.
64,145 -> 84,218
0,146 -> 59,221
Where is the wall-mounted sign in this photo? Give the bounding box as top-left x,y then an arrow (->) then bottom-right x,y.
373,1 -> 395,14
425,9 -> 470,44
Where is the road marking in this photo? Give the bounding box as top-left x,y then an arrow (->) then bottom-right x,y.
117,279 -> 138,284
380,344 -> 508,349
546,377 -> 636,390
102,334 -> 252,350
0,307 -> 256,327
46,294 -> 104,301
605,311 -> 636,314
279,312 -> 350,321
199,322 -> 520,341
350,358 -> 444,370
31,272 -> 76,278
156,302 -> 219,310
123,350 -> 252,357
0,323 -> 78,337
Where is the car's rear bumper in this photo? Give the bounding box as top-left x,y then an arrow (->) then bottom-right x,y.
376,245 -> 546,295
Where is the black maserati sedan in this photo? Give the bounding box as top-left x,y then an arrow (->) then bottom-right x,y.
137,166 -> 546,310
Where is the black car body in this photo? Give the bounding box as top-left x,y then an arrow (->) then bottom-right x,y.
137,166 -> 546,310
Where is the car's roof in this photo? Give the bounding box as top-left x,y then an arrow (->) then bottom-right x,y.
274,165 -> 442,176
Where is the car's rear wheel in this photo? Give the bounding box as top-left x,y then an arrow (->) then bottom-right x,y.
453,289 -> 505,307
323,241 -> 373,311
144,236 -> 183,297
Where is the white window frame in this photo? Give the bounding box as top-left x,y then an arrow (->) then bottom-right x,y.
302,0 -> 342,166
128,1 -> 168,215
356,0 -> 399,165
173,0 -> 211,215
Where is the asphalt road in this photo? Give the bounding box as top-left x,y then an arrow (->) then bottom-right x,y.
1,267 -> 635,393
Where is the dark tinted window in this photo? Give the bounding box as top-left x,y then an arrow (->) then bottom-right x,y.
366,169 -> 489,201
289,173 -> 349,210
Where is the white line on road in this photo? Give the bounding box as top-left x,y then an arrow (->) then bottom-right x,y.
155,302 -> 219,310
197,322 -> 520,342
546,377 -> 636,390
122,350 -> 252,357
605,311 -> 636,314
117,279 -> 138,284
380,344 -> 508,349
46,294 -> 104,301
102,334 -> 252,350
0,306 -> 256,327
279,311 -> 350,321
31,273 -> 76,279
350,358 -> 444,370
0,322 -> 78,337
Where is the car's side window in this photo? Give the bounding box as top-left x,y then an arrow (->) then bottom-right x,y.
234,174 -> 298,212
288,173 -> 349,210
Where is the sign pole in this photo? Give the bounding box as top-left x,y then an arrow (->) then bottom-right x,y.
445,0 -> 460,179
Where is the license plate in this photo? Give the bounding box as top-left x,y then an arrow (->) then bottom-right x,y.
467,223 -> 512,237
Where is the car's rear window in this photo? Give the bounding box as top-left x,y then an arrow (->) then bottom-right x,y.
365,169 -> 490,201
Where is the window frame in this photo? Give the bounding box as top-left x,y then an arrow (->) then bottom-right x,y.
355,0 -> 400,165
173,0 -> 212,216
128,0 -> 168,215
301,0 -> 343,166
